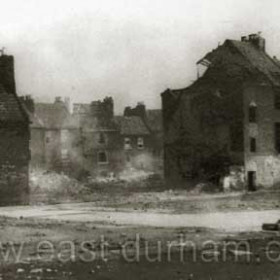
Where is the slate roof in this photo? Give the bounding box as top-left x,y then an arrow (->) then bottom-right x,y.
0,85 -> 29,122
199,38 -> 280,86
80,115 -> 117,131
34,102 -> 78,129
229,40 -> 280,85
114,115 -> 150,135
61,114 -> 80,129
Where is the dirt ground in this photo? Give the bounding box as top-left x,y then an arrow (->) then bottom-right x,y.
1,189 -> 280,279
1,215 -> 280,279
79,188 -> 280,213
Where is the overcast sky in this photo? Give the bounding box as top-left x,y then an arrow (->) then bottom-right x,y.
1,0 -> 280,113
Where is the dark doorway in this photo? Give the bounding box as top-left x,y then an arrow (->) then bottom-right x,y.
247,171 -> 256,191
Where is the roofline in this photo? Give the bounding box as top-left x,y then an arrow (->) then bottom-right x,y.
13,92 -> 30,123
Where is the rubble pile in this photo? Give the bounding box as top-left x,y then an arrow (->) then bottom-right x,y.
29,169 -> 86,203
119,168 -> 154,182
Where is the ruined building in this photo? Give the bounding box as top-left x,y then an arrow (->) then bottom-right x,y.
0,55 -> 30,204
162,33 -> 280,190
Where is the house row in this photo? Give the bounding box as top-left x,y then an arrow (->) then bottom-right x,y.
162,33 -> 280,190
23,97 -> 163,179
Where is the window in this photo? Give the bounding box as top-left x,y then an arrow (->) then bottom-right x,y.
124,137 -> 131,150
98,132 -> 106,144
137,137 -> 144,149
98,151 -> 108,163
45,137 -> 50,144
275,123 -> 280,153
249,105 -> 257,123
250,137 -> 256,152
247,171 -> 256,191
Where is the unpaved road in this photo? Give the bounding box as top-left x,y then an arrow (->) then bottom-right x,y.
1,202 -> 279,232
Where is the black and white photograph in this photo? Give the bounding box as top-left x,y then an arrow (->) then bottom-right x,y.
1,0 -> 280,279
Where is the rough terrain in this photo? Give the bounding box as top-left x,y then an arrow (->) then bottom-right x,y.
1,189 -> 280,279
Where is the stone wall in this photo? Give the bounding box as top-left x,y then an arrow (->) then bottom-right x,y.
243,84 -> 280,188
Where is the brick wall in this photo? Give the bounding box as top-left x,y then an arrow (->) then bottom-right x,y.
0,122 -> 30,204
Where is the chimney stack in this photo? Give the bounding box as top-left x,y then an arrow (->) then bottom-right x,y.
0,55 -> 16,94
124,102 -> 146,120
54,96 -> 62,104
243,33 -> 265,52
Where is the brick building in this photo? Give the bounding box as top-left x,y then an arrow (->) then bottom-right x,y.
72,99 -> 163,178
0,54 -> 30,204
76,97 -> 122,178
25,95 -> 163,179
162,33 -> 280,190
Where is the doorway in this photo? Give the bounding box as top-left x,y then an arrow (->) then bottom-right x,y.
247,171 -> 256,191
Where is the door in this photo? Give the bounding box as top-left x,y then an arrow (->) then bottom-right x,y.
247,171 -> 256,191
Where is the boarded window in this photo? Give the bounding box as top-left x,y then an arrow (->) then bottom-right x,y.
98,152 -> 108,163
275,123 -> 280,153
249,106 -> 257,123
250,137 -> 256,152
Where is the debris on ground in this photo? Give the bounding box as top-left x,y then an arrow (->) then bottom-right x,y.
29,168 -> 86,204
262,223 -> 279,231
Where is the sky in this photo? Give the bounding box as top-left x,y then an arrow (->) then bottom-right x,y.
1,0 -> 280,113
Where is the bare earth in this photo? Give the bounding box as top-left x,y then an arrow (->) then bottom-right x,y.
1,191 -> 280,279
